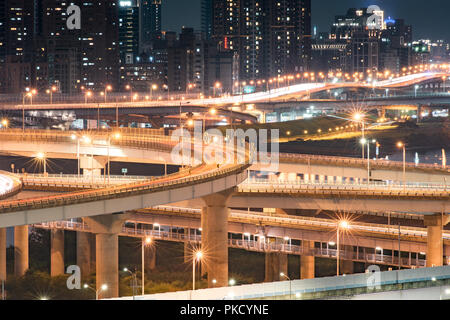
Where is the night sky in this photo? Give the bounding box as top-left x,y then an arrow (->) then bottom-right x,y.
162,0 -> 450,42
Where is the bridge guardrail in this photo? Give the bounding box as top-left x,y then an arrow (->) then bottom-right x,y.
35,220 -> 427,268
0,171 -> 22,200
0,130 -> 251,214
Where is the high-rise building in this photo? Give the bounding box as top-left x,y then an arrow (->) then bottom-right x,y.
38,0 -> 119,93
140,0 -> 162,48
201,0 -> 213,39
0,0 -> 35,93
210,0 -> 311,82
266,0 -> 311,76
119,0 -> 140,64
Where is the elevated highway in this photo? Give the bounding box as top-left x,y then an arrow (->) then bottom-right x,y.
1,72 -> 448,114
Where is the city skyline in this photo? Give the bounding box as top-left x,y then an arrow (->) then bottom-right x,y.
162,0 -> 450,42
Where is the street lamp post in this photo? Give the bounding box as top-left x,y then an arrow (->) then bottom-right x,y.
280,272 -> 292,300
336,220 -> 349,276
126,85 -> 133,103
105,85 -> 112,103
397,142 -> 406,190
360,139 -> 377,184
141,236 -> 152,296
36,152 -> 47,175
123,268 -> 137,300
150,84 -> 158,100
192,251 -> 203,291
83,283 -> 107,300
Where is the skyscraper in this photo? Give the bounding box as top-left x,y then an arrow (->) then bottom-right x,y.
40,0 -> 119,93
0,0 -> 35,93
119,0 -> 140,64
201,0 -> 213,39
140,0 -> 162,48
211,0 -> 311,82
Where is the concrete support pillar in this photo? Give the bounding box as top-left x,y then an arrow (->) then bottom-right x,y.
318,175 -> 325,184
336,176 -> 343,184
340,246 -> 354,275
85,213 -> 130,299
77,231 -> 92,278
0,228 -> 6,281
96,233 -> 119,297
424,214 -> 450,267
14,225 -> 29,277
300,240 -> 315,279
264,252 -> 288,282
201,190 -> 232,288
50,229 -> 64,277
327,176 -> 334,185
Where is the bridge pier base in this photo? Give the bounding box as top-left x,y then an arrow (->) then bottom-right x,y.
77,231 -> 93,278
265,252 -> 288,282
201,191 -> 232,288
50,229 -> 64,276
85,213 -> 130,299
300,241 -> 315,279
424,214 -> 450,267
14,225 -> 28,277
0,228 -> 6,282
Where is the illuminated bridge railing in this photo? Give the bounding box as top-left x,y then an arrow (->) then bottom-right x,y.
35,221 -> 427,268
0,130 -> 250,214
20,174 -> 151,189
246,178 -> 450,190
277,153 -> 449,173
239,180 -> 450,199
0,171 -> 22,200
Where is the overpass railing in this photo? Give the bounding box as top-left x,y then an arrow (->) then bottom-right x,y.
239,180 -> 450,198
246,178 -> 449,190
277,153 -> 449,173
0,171 -> 22,200
34,220 -> 426,268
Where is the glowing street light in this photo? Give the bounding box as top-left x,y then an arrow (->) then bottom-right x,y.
192,250 -> 203,291
229,279 -> 236,286
336,220 -> 350,276
213,82 -> 222,97
150,84 -> 158,99
360,138 -> 377,184
85,91 -> 92,104
1,119 -> 8,128
280,272 -> 292,300
123,268 -> 138,300
105,85 -> 112,103
36,152 -> 47,175
83,283 -> 107,300
141,236 -> 153,295
397,142 -> 406,189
